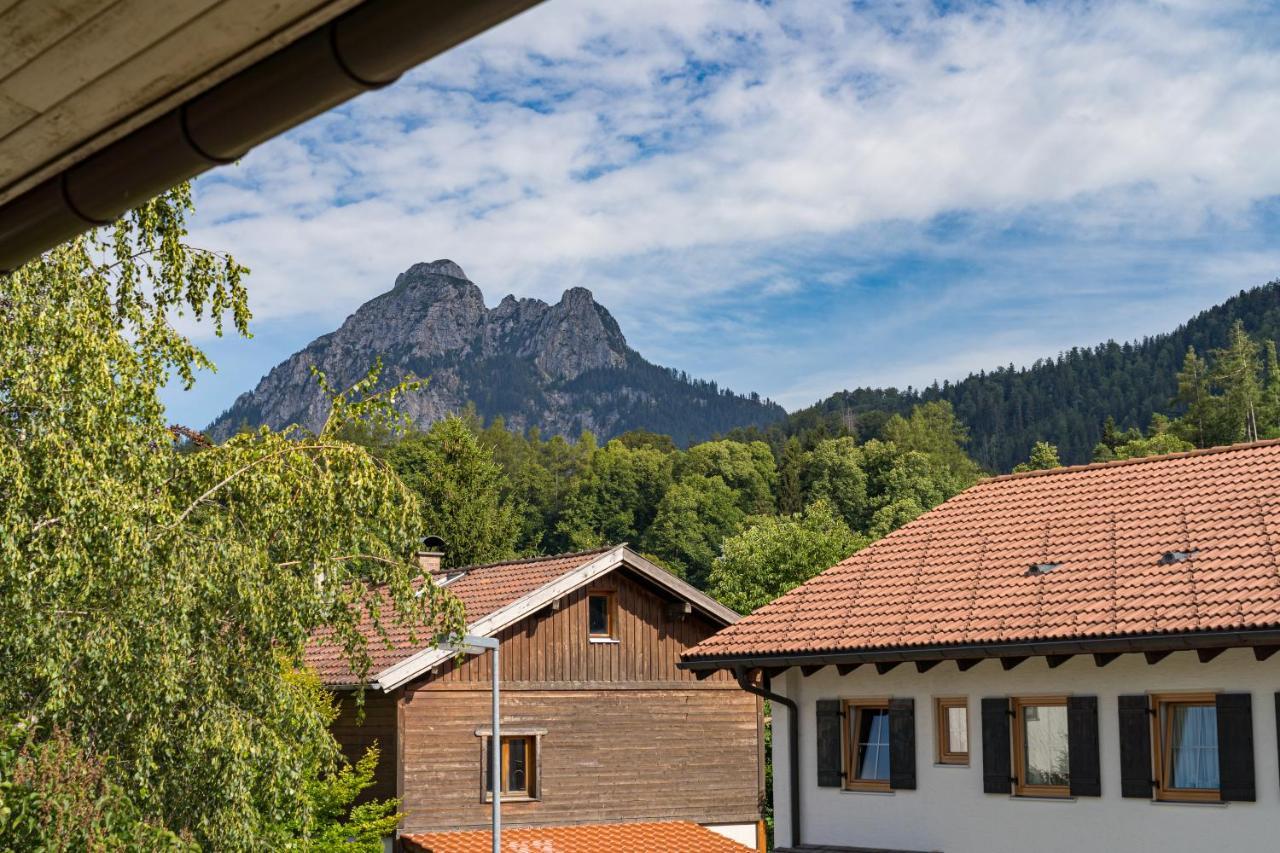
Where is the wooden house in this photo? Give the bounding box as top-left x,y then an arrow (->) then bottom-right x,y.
306,544 -> 763,851
683,441 -> 1280,853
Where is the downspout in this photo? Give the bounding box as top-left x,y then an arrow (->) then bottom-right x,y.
735,665 -> 801,848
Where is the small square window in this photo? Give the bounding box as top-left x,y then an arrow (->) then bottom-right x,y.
935,697 -> 969,765
842,699 -> 891,791
588,592 -> 614,638
1012,696 -> 1070,797
484,735 -> 538,800
1152,693 -> 1219,802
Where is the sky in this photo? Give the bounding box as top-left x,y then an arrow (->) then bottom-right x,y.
165,0 -> 1280,429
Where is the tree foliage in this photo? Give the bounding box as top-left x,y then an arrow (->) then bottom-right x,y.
0,185 -> 463,849
1013,441 -> 1062,473
708,500 -> 867,615
275,669 -> 401,852
385,416 -> 521,568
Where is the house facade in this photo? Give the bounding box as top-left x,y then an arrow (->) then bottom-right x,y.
681,441 -> 1280,853
307,545 -> 763,851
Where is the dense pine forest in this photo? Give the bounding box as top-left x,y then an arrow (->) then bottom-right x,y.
768,281 -> 1280,471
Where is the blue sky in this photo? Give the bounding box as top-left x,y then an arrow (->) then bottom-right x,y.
166,0 -> 1280,429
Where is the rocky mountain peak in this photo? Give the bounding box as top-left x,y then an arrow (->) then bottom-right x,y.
207,261 -> 784,445
399,258 -> 469,282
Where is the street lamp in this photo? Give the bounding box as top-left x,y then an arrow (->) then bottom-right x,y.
439,634 -> 501,853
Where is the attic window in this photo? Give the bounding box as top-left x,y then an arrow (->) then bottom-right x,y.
1026,562 -> 1061,576
1160,549 -> 1199,565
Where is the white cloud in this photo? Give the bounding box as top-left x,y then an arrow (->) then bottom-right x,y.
176,0 -> 1280,419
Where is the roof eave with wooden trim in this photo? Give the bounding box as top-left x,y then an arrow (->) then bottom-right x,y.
678,626 -> 1280,674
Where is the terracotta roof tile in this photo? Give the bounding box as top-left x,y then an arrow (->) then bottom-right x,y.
306,548 -> 613,686
402,821 -> 755,853
685,440 -> 1280,661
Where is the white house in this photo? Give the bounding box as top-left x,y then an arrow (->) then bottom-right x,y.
682,440 -> 1280,853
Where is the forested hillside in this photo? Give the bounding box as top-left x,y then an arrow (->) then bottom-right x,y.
772,281 -> 1280,470
353,399 -> 983,610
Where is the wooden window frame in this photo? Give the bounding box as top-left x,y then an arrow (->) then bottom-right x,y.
481,733 -> 541,802
1011,695 -> 1070,798
587,591 -> 616,640
1151,692 -> 1220,803
841,698 -> 892,792
935,697 -> 969,765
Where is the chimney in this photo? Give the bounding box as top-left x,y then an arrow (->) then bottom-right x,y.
416,550 -> 446,576
417,535 -> 447,576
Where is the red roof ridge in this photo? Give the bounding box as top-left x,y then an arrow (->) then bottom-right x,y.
984,437 -> 1280,483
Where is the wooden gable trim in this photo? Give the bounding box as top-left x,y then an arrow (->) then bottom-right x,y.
376,545 -> 740,691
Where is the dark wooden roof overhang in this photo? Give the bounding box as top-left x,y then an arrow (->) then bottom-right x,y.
678,627 -> 1280,676
0,0 -> 543,272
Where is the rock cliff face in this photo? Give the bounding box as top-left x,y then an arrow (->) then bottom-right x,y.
207,260 -> 784,444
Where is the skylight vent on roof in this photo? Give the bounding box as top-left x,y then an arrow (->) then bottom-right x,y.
1159,549 -> 1199,565
1026,562 -> 1061,577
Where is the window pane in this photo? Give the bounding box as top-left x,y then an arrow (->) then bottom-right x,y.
588,595 -> 609,635
506,738 -> 528,793
946,706 -> 968,753
1022,704 -> 1069,787
854,708 -> 891,781
1168,704 -> 1219,790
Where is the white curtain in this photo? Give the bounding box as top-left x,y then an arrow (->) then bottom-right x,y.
1169,705 -> 1219,789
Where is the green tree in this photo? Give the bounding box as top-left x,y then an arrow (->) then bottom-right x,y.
555,439 -> 673,549
860,441 -> 956,539
800,437 -> 868,530
1262,341 -> 1280,437
641,476 -> 745,586
776,436 -> 805,514
708,500 -> 866,614
1211,320 -> 1264,443
679,440 -> 778,514
881,401 -> 984,489
277,669 -> 401,852
0,185 -> 463,849
387,416 -> 521,569
1013,441 -> 1062,473
1173,347 -> 1220,448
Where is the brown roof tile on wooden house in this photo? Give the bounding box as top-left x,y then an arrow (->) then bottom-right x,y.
306,548 -> 614,687
684,440 -> 1280,663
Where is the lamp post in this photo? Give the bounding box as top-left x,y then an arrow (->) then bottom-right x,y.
440,634 -> 501,853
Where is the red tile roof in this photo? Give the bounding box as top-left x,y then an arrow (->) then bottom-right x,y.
402,821 -> 756,853
685,441 -> 1280,661
306,548 -> 612,686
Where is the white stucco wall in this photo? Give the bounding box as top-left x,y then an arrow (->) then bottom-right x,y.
703,821 -> 758,847
771,648 -> 1279,853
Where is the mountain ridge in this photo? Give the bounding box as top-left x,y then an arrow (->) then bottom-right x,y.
207,260 -> 785,445
778,280 -> 1280,471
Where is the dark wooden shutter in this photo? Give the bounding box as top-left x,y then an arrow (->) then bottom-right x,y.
981,697 -> 1011,794
1216,692 -> 1255,802
816,699 -> 844,788
1067,695 -> 1101,797
889,697 -> 916,790
1118,694 -> 1153,798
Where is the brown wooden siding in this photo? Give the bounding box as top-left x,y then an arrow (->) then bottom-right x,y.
328,565 -> 760,831
332,690 -> 398,803
398,686 -> 761,832
428,572 -> 736,686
